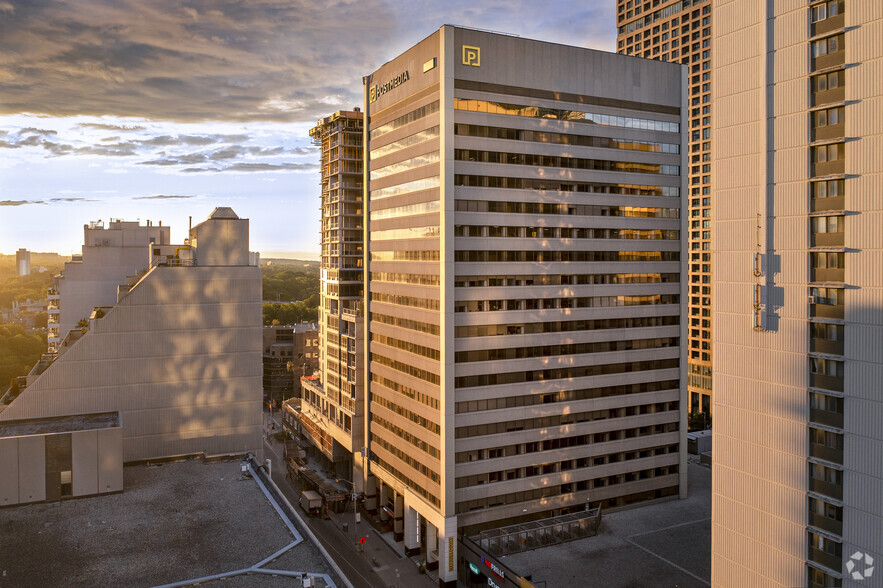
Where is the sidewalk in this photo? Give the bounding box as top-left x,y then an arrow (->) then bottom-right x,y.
262,413 -> 436,588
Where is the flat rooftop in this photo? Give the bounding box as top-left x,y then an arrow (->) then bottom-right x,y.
1,458 -> 340,587
0,411 -> 119,438
501,461 -> 711,588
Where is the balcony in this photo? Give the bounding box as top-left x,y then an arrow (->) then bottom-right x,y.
811,232 -> 844,247
809,569 -> 840,588
813,84 -> 845,107
813,122 -> 845,142
810,442 -> 843,465
809,477 -> 843,501
810,373 -> 844,392
813,49 -> 845,72
811,303 -> 844,320
812,13 -> 844,37
809,511 -> 843,536
808,548 -> 842,574
812,196 -> 845,212
810,407 -> 844,429
812,268 -> 844,283
810,338 -> 844,356
813,159 -> 845,177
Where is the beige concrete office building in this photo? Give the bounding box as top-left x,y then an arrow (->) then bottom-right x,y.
363,26 -> 688,584
15,248 -> 30,277
301,111 -> 367,487
617,0 -> 715,419
711,2 -> 883,586
47,219 -> 171,352
1,208 -> 262,466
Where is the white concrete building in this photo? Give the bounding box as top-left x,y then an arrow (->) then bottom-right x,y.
711,2 -> 883,586
47,219 -> 170,352
1,208 -> 262,472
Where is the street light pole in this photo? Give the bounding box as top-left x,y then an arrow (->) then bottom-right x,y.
336,478 -> 358,546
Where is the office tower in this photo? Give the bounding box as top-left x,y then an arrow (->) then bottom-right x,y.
617,0 -> 715,419
15,248 -> 30,277
301,111 -> 367,487
711,2 -> 883,586
363,25 -> 687,585
0,208 -> 262,469
46,219 -> 170,352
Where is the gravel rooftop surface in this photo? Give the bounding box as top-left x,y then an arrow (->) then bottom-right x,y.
0,458 -> 336,587
501,461 -> 712,588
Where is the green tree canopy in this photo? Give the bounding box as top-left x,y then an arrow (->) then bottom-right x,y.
0,324 -> 46,392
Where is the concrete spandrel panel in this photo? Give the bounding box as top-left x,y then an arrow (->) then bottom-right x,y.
72,430 -> 99,496
0,438 -> 19,505
18,435 -> 46,503
97,428 -> 123,493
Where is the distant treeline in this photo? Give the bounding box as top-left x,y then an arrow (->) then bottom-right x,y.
262,301 -> 319,326
261,259 -> 319,302
261,259 -> 320,325
0,253 -> 67,308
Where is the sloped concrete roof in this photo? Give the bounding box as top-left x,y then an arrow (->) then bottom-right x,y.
208,207 -> 239,219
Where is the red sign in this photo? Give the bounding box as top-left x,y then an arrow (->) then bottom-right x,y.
360,537 -> 366,544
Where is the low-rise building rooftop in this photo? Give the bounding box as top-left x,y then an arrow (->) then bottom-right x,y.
1,458 -> 343,587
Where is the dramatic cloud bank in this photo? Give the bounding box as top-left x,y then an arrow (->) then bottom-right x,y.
0,0 -> 614,254
0,0 -> 397,122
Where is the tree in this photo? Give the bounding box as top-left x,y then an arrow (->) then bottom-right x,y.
688,411 -> 711,431
263,302 -> 318,326
261,263 -> 319,302
32,312 -> 48,329
0,324 -> 46,391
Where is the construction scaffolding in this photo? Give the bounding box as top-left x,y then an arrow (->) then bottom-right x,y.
470,507 -> 602,556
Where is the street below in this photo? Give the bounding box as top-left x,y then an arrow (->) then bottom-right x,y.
262,413 -> 436,588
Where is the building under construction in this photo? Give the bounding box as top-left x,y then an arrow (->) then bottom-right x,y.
301,110 -> 367,487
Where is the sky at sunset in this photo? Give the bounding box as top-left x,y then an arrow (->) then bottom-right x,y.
0,0 -> 615,257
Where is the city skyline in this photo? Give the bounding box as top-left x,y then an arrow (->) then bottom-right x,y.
0,0 -> 615,256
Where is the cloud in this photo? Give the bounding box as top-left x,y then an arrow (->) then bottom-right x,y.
132,194 -> 197,200
139,135 -> 218,147
0,127 -> 261,159
0,0 -> 398,122
247,146 -> 285,156
3,132 -> 138,157
0,197 -> 96,205
18,127 -> 57,136
1,120 -> 314,175
181,161 -> 318,173
208,146 -> 244,161
139,153 -> 208,166
77,123 -> 146,131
